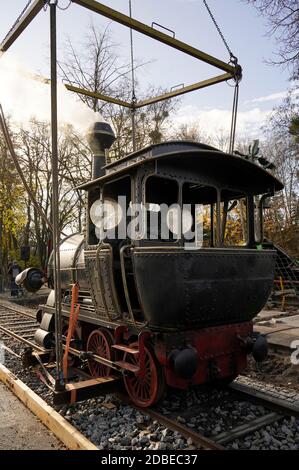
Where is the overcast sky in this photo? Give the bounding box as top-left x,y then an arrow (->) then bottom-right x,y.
0,0 -> 292,139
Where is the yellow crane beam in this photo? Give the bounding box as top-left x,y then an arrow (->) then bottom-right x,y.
72,0 -> 236,76
0,0 -> 46,53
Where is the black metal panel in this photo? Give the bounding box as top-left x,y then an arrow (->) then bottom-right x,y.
133,248 -> 276,329
77,141 -> 283,194
84,248 -> 107,316
84,246 -> 121,319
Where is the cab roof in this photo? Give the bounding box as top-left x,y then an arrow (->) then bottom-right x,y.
77,140 -> 283,193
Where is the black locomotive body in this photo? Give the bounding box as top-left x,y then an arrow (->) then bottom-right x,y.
18,122 -> 283,407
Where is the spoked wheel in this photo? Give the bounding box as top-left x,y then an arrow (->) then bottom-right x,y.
87,328 -> 113,377
123,342 -> 165,407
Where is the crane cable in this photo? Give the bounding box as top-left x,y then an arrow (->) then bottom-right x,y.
1,0 -> 33,43
203,0 -> 240,153
229,81 -> 239,153
1,0 -> 33,44
129,0 -> 137,151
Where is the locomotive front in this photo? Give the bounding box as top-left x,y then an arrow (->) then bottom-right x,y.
17,123 -> 283,407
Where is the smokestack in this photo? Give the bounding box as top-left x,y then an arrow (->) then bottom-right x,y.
87,121 -> 116,179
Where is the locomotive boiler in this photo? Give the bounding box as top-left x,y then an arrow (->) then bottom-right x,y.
17,121 -> 283,407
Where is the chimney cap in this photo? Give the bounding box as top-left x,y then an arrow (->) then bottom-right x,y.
87,121 -> 116,154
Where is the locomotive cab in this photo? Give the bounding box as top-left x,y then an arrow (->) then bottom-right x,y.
18,130 -> 284,407
76,139 -> 282,402
83,140 -> 283,329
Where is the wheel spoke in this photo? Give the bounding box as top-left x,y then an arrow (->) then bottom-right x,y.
87,329 -> 112,378
124,343 -> 162,407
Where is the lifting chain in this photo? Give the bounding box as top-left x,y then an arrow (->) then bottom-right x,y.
202,1 -> 241,152
203,0 -> 238,65
1,0 -> 33,44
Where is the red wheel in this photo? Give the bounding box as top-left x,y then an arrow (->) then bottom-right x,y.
123,342 -> 165,407
87,329 -> 113,377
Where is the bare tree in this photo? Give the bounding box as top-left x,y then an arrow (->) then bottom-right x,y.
17,120 -> 91,267
58,23 -> 133,113
243,0 -> 299,77
105,86 -> 179,159
59,25 -> 179,158
173,123 -> 213,144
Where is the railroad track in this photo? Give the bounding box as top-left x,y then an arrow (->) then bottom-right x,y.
138,378 -> 299,450
0,304 -> 44,353
132,401 -> 225,450
0,301 -> 298,450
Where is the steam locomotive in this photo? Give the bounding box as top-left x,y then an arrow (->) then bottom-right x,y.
17,122 -> 283,407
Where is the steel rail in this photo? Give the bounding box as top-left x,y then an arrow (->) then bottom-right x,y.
137,384 -> 299,450
117,393 -> 224,450
229,381 -> 299,419
141,407 -> 225,450
0,303 -> 36,319
214,412 -> 283,445
0,323 -> 44,353
0,305 -> 44,352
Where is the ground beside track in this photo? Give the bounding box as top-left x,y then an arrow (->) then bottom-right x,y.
0,296 -> 298,450
0,382 -> 63,450
245,354 -> 299,391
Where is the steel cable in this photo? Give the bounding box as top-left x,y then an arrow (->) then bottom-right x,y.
1,0 -> 33,44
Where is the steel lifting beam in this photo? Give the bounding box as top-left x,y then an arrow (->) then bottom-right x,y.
65,84 -> 133,108
0,0 -> 46,52
27,73 -> 232,109
0,0 -> 239,110
135,72 -> 232,108
72,0 -> 236,75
